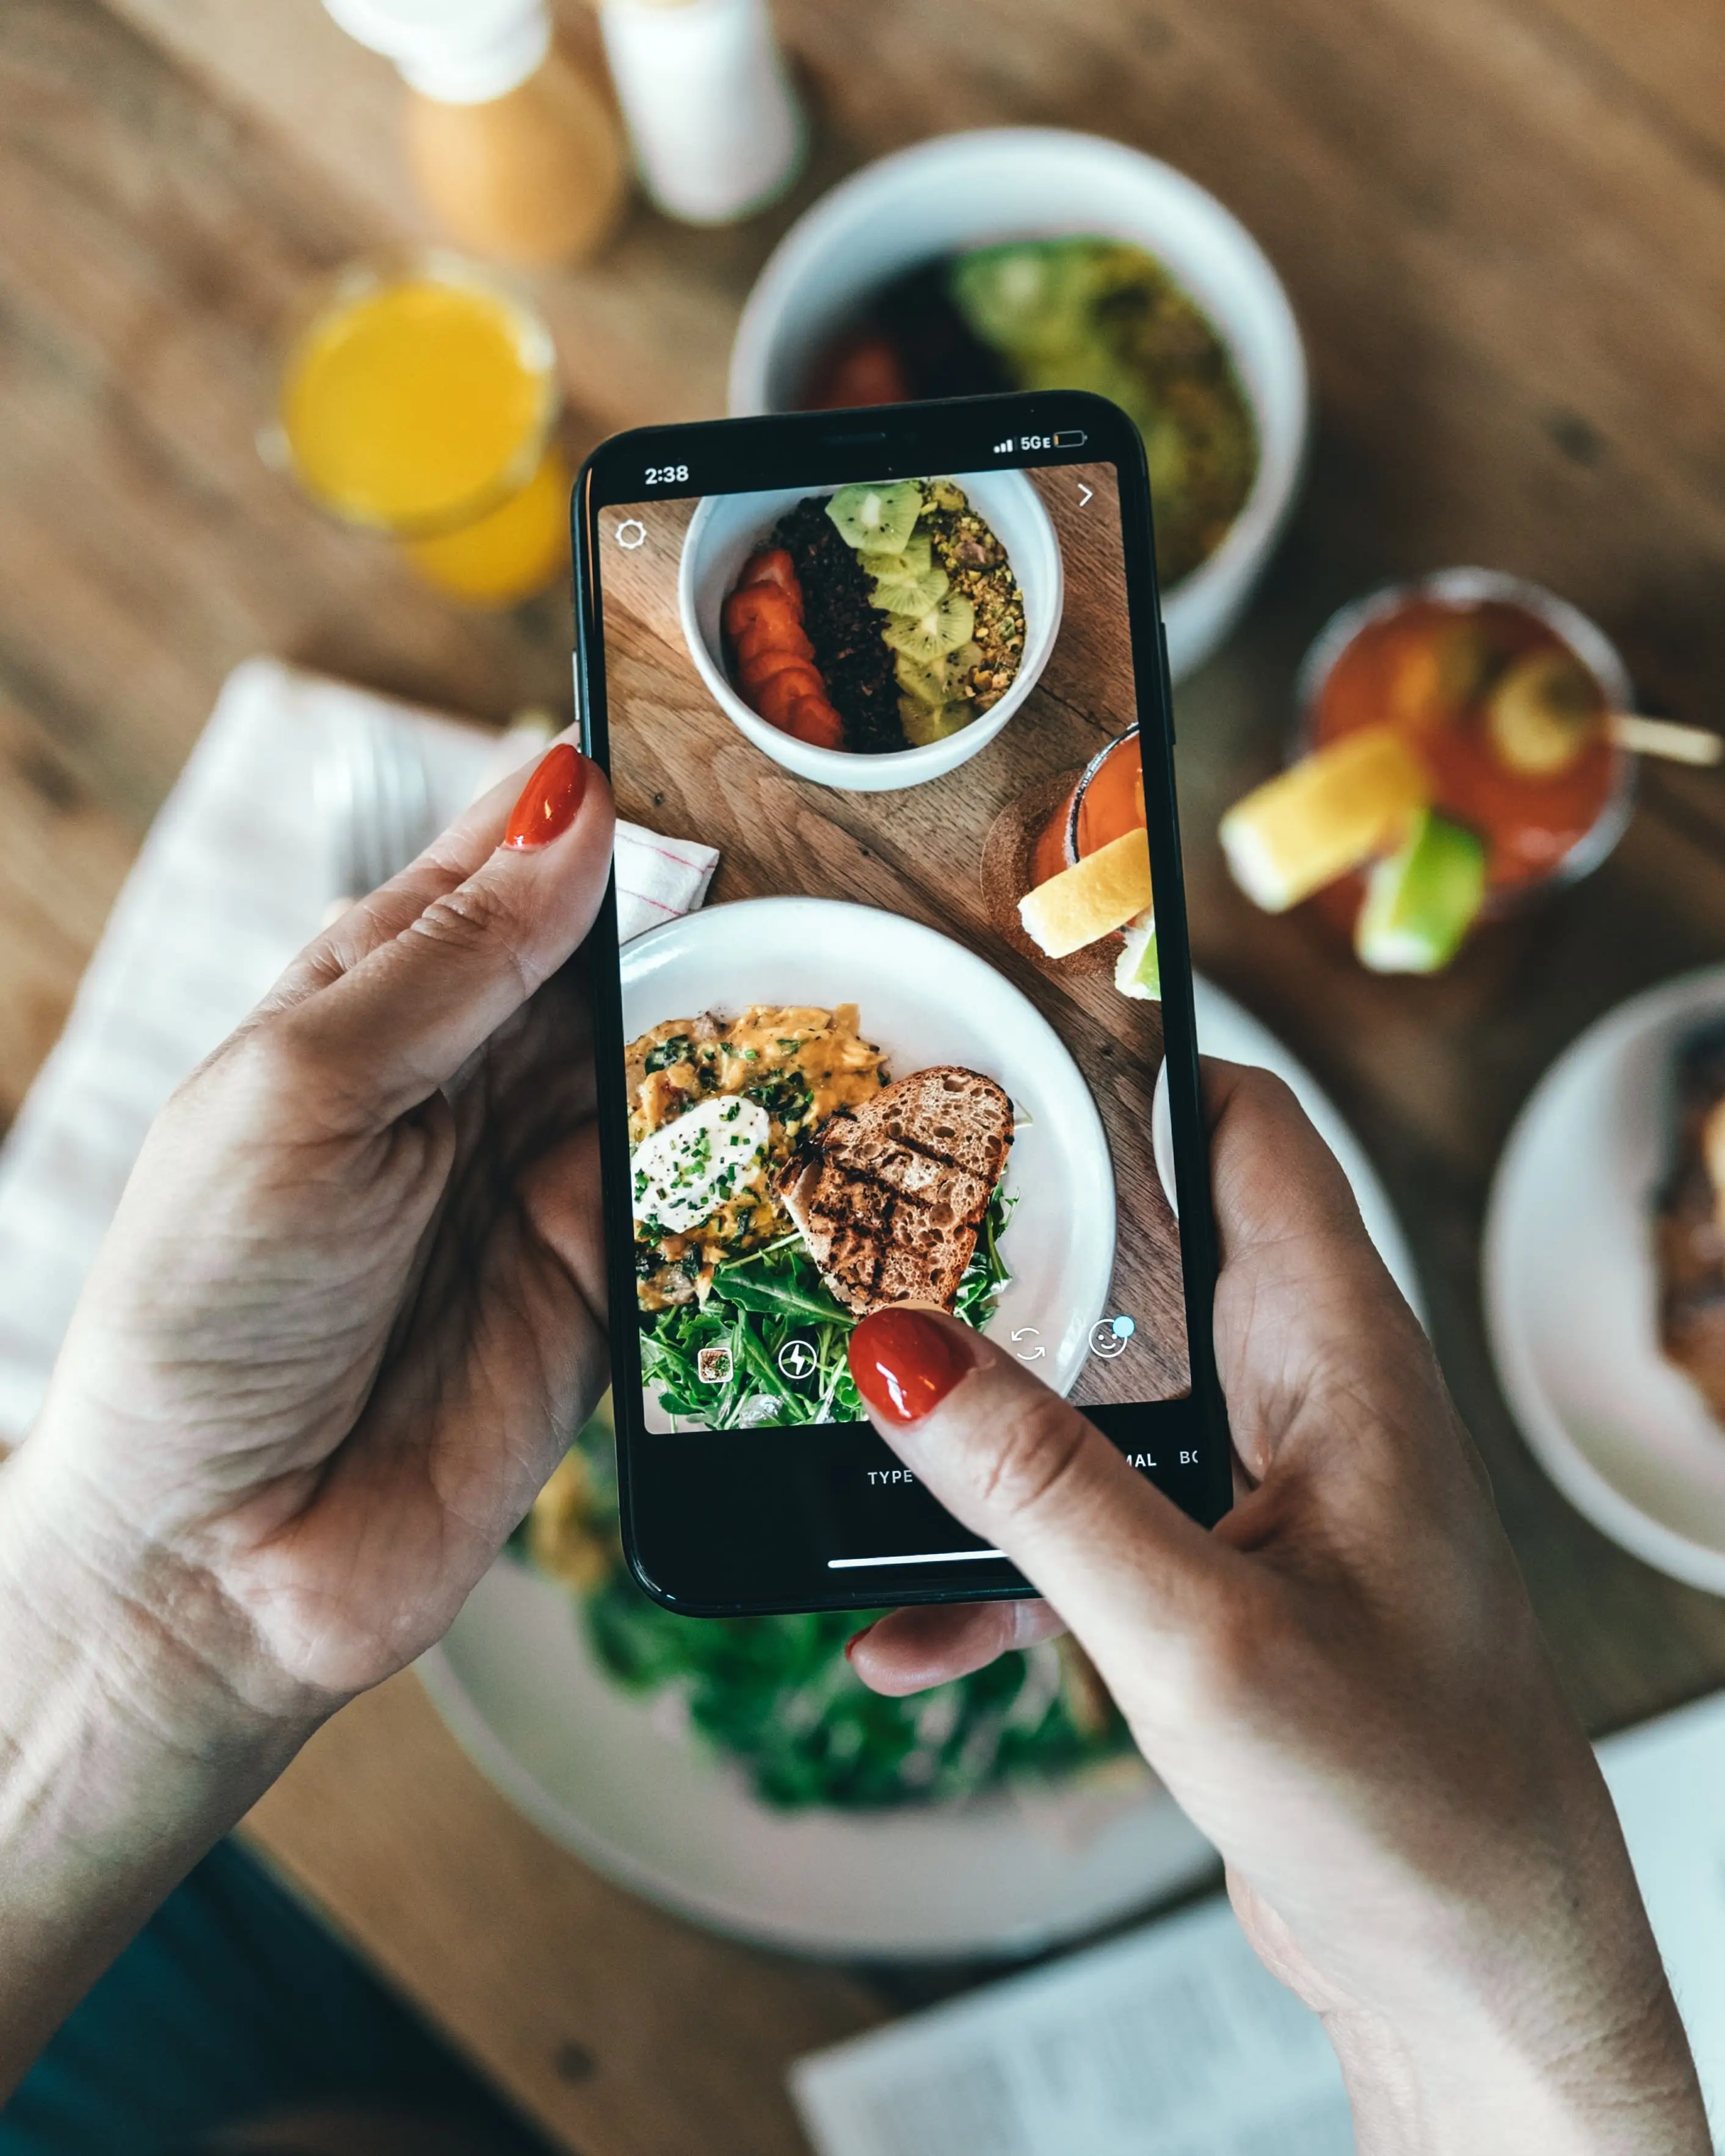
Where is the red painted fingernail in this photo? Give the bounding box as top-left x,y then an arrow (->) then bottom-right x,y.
503,744 -> 586,849
844,1622 -> 877,1663
848,1307 -> 972,1426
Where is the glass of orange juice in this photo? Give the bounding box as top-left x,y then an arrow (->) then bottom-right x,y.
269,251 -> 570,608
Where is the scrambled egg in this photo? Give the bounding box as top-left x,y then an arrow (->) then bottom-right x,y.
627,1004 -> 886,1310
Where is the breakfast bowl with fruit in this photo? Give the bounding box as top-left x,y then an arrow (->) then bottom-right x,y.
678,468 -> 1061,792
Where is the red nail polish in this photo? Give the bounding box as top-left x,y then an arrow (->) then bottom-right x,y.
503,744 -> 586,849
844,1622 -> 877,1663
848,1307 -> 971,1425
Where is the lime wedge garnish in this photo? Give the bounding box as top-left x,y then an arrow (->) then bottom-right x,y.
1354,810 -> 1486,974
1113,909 -> 1161,1000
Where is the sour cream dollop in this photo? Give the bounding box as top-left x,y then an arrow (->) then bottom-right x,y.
631,1094 -> 771,1236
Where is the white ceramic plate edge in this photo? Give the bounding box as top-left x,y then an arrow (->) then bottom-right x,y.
1157,976 -> 1426,1326
416,1622 -> 1217,1961
1483,967 -> 1725,1595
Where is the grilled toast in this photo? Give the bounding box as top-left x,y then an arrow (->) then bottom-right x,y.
1658,1022 -> 1725,1424
779,1066 -> 1013,1315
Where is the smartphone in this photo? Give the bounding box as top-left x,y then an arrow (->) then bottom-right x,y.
573,390 -> 1229,1616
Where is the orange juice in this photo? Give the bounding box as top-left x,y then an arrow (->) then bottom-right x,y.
278,258 -> 567,606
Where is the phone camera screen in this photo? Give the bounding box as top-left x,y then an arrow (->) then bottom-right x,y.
587,431 -> 1218,1602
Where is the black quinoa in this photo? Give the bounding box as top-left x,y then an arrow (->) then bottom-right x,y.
870,259 -> 1015,401
772,497 -> 906,754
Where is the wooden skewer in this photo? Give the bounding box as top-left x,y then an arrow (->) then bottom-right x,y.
1608,713 -> 1724,766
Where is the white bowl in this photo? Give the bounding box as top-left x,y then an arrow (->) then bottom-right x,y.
728,128 -> 1309,682
677,468 -> 1062,793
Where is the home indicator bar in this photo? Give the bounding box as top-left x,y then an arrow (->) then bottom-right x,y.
828,1547 -> 1006,1569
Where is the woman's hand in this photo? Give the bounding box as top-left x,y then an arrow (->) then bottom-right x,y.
846,1065 -> 1705,2155
0,738 -> 614,2092
16,737 -> 615,1711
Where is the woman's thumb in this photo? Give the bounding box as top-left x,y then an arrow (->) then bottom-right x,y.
277,743 -> 615,1122
846,1307 -> 1227,1667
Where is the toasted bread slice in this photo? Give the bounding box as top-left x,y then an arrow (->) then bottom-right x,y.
1658,1022 -> 1725,1424
779,1066 -> 1013,1316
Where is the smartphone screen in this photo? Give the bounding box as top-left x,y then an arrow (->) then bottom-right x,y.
576,395 -> 1229,1614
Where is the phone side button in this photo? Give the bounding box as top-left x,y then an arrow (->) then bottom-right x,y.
1159,622 -> 1176,744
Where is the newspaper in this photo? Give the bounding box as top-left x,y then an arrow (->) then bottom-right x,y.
791,1895 -> 1350,2156
793,1692 -> 1725,2156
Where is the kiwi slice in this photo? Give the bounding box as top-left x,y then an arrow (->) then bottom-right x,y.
895,652 -> 949,708
826,481 -> 924,554
881,593 -> 976,666
866,535 -> 932,582
945,639 -> 982,689
899,695 -> 977,748
871,565 -> 950,616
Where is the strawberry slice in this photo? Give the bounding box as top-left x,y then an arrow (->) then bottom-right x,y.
722,583 -> 802,645
755,665 -> 827,728
741,646 -> 821,694
735,617 -> 813,667
738,548 -> 803,614
786,695 -> 845,750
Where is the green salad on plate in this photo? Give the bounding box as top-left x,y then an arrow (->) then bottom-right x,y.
524,1401 -> 1134,1811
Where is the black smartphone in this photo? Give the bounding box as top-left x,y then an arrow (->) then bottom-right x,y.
573,390 -> 1229,1616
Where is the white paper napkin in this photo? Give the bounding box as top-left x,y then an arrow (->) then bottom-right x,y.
0,658 -> 715,1446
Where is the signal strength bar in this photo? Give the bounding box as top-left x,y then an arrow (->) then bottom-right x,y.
992,438 -> 1014,454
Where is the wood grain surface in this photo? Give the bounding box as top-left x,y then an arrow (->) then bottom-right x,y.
245,1674 -> 885,2156
599,468 -> 1187,1401
7,0 -> 1725,2146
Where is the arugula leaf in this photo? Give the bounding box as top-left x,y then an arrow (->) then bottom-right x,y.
712,1270 -> 850,1324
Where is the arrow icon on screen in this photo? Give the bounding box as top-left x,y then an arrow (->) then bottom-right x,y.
1077,482 -> 1093,507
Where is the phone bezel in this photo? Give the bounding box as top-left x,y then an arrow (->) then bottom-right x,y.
573,390 -> 1231,1616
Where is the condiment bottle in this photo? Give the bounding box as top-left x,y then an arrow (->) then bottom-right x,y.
597,0 -> 804,225
322,0 -> 628,265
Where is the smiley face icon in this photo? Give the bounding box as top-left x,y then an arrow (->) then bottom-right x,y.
1089,1315 -> 1135,1360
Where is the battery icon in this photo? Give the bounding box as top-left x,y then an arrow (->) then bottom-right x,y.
1053,429 -> 1088,447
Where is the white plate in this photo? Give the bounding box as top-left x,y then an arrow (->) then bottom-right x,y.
418,968 -> 1426,1959
1484,968 -> 1725,1594
416,900 -> 1231,1961
622,895 -> 1115,1403
419,1556 -> 1216,1961
1153,977 -> 1426,1324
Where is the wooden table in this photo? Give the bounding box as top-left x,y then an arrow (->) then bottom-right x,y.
6,0 -> 1725,2148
